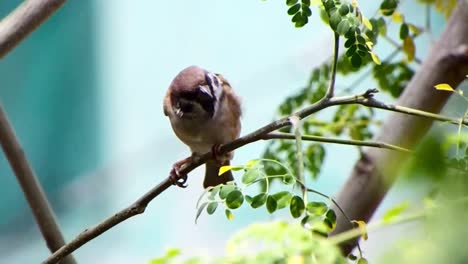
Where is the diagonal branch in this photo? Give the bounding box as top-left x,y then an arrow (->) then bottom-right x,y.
43,88 -> 468,263
0,106 -> 76,264
0,0 -> 66,58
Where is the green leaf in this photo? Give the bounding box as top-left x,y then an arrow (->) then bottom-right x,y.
219,184 -> 236,199
208,185 -> 221,200
282,174 -> 296,185
344,37 -> 355,48
399,23 -> 409,39
288,4 -> 301,15
346,44 -> 357,57
434,83 -> 455,91
337,20 -> 350,35
225,190 -> 244,209
329,9 -> 342,29
242,168 -> 259,185
245,195 -> 253,204
251,193 -> 268,208
302,6 -> 312,17
357,257 -> 369,264
225,209 -> 234,220
377,17 -> 387,35
290,196 -> 305,218
266,195 -> 277,214
207,202 -> 218,215
301,0 -> 311,6
348,254 -> 357,261
195,202 -> 208,224
272,191 -> 293,209
362,16 -> 373,30
286,0 -> 299,6
338,4 -> 350,16
350,54 -> 362,67
383,202 -> 409,223
306,201 -> 328,215
380,0 -> 398,16
325,209 -> 337,229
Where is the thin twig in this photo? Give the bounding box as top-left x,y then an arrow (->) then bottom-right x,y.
262,132 -> 412,153
0,0 -> 66,58
326,32 -> 340,98
43,88 -> 466,263
328,211 -> 425,245
0,106 -> 76,264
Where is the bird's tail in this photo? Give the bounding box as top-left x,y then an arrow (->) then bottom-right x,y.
203,160 -> 234,188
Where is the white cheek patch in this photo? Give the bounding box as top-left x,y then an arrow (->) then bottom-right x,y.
205,72 -> 224,100
198,85 -> 211,97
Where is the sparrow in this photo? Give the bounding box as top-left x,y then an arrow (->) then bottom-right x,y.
163,66 -> 242,188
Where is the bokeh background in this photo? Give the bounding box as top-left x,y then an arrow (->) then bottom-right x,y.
0,1 -> 449,263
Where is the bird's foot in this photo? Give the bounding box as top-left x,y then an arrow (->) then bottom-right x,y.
169,157 -> 191,188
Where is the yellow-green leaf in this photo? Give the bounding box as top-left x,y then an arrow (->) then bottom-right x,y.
362,16 -> 372,30
408,23 -> 421,35
352,220 -> 368,240
434,83 -> 455,92
383,202 -> 409,223
218,165 -> 243,175
392,12 -> 404,23
245,159 -> 260,168
225,209 -> 234,220
370,51 -> 381,65
403,36 -> 415,61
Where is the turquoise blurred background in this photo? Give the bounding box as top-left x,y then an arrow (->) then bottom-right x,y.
0,1 -> 447,263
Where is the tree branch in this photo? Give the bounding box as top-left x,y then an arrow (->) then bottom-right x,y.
0,0 -> 66,58
0,106 -> 76,264
43,87 -> 468,263
331,1 -> 468,254
262,132 -> 412,153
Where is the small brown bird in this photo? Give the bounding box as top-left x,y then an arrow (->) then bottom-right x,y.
164,66 -> 242,188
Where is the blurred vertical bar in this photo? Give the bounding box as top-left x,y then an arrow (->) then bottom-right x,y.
0,0 -> 99,261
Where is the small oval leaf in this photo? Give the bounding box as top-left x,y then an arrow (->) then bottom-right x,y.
290,196 -> 305,218
226,190 -> 244,209
225,209 -> 234,220
272,191 -> 292,209
242,169 -> 259,185
266,195 -> 277,214
219,184 -> 236,200
251,193 -> 268,208
207,202 -> 218,215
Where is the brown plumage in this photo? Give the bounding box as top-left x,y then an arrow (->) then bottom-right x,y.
164,66 -> 241,188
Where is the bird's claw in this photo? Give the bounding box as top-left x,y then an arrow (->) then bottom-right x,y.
169,158 -> 191,188
170,166 -> 188,188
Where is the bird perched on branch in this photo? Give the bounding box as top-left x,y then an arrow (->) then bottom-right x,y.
164,66 -> 242,188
